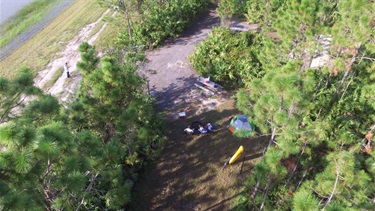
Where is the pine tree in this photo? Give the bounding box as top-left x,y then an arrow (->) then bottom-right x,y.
233,0 -> 375,209
65,42 -> 164,209
0,67 -> 42,123
0,82 -> 88,210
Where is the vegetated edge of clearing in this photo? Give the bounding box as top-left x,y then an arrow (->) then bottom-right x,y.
130,100 -> 268,210
0,0 -> 58,49
0,0 -> 106,79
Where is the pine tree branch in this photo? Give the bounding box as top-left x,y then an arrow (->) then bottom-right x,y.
0,91 -> 25,123
76,172 -> 100,211
339,70 -> 357,101
340,51 -> 364,100
251,181 -> 260,199
361,57 -> 375,61
323,158 -> 341,209
285,141 -> 307,187
296,169 -> 308,189
327,43 -> 361,112
324,73 -> 332,89
310,187 -> 329,199
312,77 -> 324,102
260,174 -> 273,210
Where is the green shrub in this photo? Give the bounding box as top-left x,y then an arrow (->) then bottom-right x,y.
189,27 -> 263,88
118,0 -> 211,49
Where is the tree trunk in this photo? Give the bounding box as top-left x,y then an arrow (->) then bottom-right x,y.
42,158 -> 54,211
296,169 -> 308,188
267,127 -> 276,149
323,159 -> 341,209
251,181 -> 260,199
285,142 -> 307,187
251,128 -> 276,200
339,70 -> 356,101
122,0 -> 132,42
76,172 -> 99,211
260,174 -> 273,210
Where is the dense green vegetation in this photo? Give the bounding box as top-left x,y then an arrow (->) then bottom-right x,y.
101,0 -> 211,49
0,0 -> 212,209
189,27 -> 262,88
190,0 -> 375,209
1,0 -> 374,209
0,44 -> 164,210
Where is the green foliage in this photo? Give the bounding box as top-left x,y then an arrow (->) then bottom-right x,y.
116,0 -> 211,49
292,188 -> 320,211
68,42 -> 165,209
245,0 -> 285,25
0,67 -> 42,123
217,0 -> 247,20
227,0 -> 375,210
190,27 -> 262,88
0,42 -> 165,209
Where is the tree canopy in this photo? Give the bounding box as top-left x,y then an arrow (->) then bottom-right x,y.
189,0 -> 375,209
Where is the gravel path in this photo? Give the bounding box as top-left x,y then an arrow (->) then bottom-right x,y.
139,6 -> 231,120
0,0 -> 74,61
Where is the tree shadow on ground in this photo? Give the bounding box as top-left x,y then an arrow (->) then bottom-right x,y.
130,100 -> 269,210
150,74 -> 231,121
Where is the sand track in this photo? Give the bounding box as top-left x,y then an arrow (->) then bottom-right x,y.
34,9 -> 114,103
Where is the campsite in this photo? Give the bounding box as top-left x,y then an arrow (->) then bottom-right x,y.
131,100 -> 267,210
0,0 -> 374,210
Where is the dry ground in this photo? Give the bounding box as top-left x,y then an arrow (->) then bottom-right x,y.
131,8 -> 268,209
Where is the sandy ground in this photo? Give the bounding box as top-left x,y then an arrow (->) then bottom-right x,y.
34,9 -> 114,104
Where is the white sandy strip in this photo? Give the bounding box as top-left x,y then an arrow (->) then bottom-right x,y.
34,8 -> 117,103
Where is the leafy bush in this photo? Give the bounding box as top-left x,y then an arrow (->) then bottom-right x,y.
189,27 -> 262,88
131,0 -> 211,48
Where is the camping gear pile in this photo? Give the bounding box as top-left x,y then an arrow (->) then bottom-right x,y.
184,121 -> 215,135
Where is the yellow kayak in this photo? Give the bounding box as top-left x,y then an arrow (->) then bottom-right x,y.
229,146 -> 244,164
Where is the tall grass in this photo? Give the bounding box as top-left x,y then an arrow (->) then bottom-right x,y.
0,0 -> 59,48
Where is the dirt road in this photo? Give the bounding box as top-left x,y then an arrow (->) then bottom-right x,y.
139,6 -> 230,120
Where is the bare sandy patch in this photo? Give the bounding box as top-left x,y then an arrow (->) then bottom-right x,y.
34,9 -> 115,104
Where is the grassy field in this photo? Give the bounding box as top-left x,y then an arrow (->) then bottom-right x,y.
131,100 -> 268,210
0,0 -> 59,48
0,0 -> 106,79
90,13 -> 127,53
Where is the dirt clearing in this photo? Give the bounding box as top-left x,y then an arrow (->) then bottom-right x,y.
139,6 -> 231,120
131,100 -> 267,210
133,6 -> 268,210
